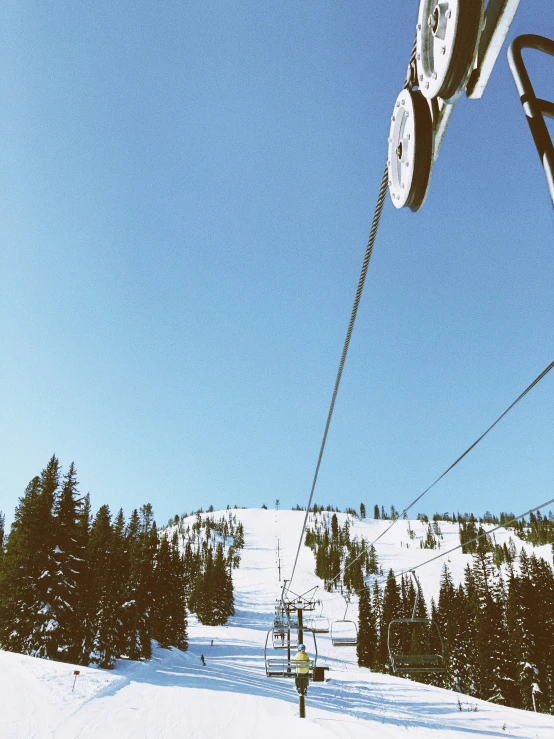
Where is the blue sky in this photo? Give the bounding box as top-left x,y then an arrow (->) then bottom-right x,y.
1,1 -> 553,528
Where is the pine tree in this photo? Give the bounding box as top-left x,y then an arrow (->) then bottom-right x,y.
31,456 -> 61,658
224,564 -> 235,620
87,505 -> 121,668
74,494 -> 92,663
210,542 -> 233,624
331,514 -> 339,542
196,547 -> 215,625
0,476 -> 42,652
435,564 -> 456,688
151,535 -> 176,647
465,551 -> 510,703
0,457 -> 60,657
0,511 -> 4,566
366,545 -> 379,575
134,505 -> 159,659
150,528 -> 188,650
111,509 -> 129,657
48,462 -> 83,662
378,570 -> 402,671
121,508 -> 150,659
357,586 -> 377,669
169,531 -> 188,649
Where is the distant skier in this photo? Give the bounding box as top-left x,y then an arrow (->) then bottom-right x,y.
294,644 -> 310,695
210,640 -> 213,646
200,654 -> 206,666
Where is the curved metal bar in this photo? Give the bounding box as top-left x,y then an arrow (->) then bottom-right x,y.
388,618 -> 446,674
508,34 -> 554,207
264,628 -> 318,677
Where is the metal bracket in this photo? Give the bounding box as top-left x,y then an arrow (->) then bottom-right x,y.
508,34 -> 554,207
409,570 -> 422,619
467,0 -> 522,99
433,0 -> 520,162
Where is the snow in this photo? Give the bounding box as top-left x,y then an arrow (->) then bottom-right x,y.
1,508 -> 553,738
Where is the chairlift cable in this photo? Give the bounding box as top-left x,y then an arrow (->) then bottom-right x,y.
361,493 -> 554,592
287,164 -> 390,591
397,493 -> 554,579
286,39 -> 423,592
326,359 -> 554,590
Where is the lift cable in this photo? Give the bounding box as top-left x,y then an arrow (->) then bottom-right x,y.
401,495 -> 554,578
286,40 -> 424,594
287,164 -> 389,591
363,493 -> 554,591
319,491 -> 554,607
325,359 -> 554,591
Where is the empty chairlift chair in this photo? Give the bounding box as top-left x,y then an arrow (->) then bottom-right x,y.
272,626 -> 297,650
272,609 -> 297,649
304,602 -> 330,634
387,570 -> 445,674
331,593 -> 358,647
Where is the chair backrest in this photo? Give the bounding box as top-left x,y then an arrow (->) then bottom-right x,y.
331,619 -> 358,646
387,617 -> 445,674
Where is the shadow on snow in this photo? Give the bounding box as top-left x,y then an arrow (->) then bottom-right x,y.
105,642 -> 526,739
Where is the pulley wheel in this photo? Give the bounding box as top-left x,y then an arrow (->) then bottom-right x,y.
416,0 -> 484,103
387,89 -> 433,211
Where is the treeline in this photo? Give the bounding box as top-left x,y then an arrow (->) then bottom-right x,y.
304,511 -> 441,591
503,510 -> 554,548
357,550 -> 554,713
0,456 -> 187,669
168,511 -> 243,625
304,512 -> 380,593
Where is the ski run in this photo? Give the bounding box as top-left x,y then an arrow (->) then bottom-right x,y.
2,508 -> 554,738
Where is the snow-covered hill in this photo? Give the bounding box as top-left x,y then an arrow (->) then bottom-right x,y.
1,508 -> 553,738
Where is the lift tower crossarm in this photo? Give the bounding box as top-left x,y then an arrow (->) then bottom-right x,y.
434,0 -> 520,163
467,0 -> 522,99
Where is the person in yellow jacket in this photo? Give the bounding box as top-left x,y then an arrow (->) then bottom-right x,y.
294,644 -> 310,695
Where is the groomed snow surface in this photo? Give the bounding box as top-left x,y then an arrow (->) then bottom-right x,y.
2,509 -> 554,738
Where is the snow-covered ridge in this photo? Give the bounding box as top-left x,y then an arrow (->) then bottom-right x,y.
1,507 -> 553,738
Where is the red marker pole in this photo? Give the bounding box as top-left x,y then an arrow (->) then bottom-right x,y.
72,670 -> 80,692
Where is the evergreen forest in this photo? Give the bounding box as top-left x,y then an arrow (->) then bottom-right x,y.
0,456 -> 242,669
305,507 -> 554,714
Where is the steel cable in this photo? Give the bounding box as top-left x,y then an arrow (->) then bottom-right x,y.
287,165 -> 390,590
286,34 -> 420,593
356,493 -> 554,591
326,359 -> 554,590
400,494 -> 554,578
318,492 -> 554,604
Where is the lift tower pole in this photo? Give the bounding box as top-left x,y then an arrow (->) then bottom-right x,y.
296,605 -> 305,718
280,586 -> 317,718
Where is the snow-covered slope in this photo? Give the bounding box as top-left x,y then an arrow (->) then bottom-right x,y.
1,508 -> 553,739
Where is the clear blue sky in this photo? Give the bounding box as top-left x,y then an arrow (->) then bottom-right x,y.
1,1 -> 553,528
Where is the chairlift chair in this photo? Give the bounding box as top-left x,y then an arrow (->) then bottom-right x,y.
330,620 -> 358,646
273,603 -> 298,631
387,571 -> 445,674
264,628 -> 318,678
330,593 -> 358,647
306,616 -> 330,634
272,627 -> 297,650
304,601 -> 330,634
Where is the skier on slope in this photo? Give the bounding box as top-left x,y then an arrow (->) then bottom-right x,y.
294,644 -> 310,695
200,654 -> 206,666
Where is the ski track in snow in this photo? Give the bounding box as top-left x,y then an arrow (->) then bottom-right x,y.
1,509 -> 553,738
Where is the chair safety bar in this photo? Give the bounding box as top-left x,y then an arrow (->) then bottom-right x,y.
265,658 -> 316,678
508,34 -> 554,207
